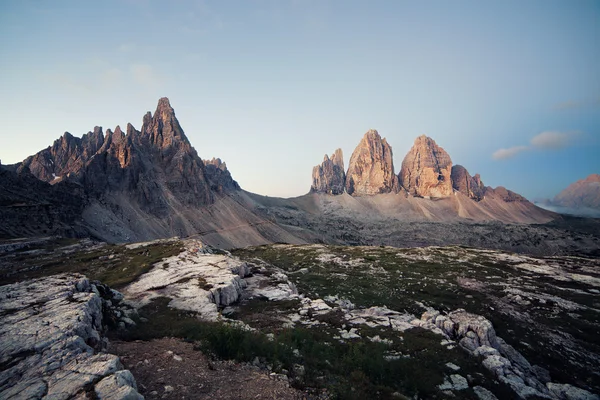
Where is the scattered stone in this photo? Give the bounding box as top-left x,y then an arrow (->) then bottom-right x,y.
473,386 -> 499,400
445,362 -> 461,371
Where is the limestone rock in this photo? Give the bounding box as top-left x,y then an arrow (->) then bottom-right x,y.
451,165 -> 485,201
399,135 -> 453,198
203,158 -> 241,193
546,383 -> 599,400
345,130 -> 399,195
311,148 -> 346,195
0,274 -> 141,400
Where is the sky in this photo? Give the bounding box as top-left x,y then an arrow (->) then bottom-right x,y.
0,0 -> 599,200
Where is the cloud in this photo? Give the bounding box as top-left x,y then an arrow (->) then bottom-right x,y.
530,131 -> 571,149
493,131 -> 581,160
492,146 -> 529,160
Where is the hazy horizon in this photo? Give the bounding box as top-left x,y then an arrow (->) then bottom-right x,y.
1,1 -> 598,199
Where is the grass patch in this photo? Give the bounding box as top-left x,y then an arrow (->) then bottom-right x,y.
0,239 -> 184,288
119,297 -> 510,399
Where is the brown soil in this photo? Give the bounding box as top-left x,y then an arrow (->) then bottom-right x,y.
109,337 -> 305,400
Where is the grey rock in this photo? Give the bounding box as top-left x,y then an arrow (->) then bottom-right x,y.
95,370 -> 143,400
547,383 -> 600,400
0,274 -> 142,400
473,386 -> 499,400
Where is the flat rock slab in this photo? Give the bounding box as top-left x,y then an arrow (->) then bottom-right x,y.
0,274 -> 142,400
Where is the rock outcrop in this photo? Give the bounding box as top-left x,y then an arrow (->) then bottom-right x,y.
553,174 -> 600,210
399,135 -> 453,198
415,309 -> 599,399
0,274 -> 142,399
203,158 -> 241,193
345,130 -> 399,195
451,165 -> 485,201
311,149 -> 346,195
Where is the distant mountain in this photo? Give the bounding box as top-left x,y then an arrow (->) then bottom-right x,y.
544,174 -> 600,217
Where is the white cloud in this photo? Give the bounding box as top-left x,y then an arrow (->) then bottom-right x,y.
492,146 -> 529,160
493,131 -> 582,161
530,131 -> 574,149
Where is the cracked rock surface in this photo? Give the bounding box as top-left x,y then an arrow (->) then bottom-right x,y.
0,274 -> 142,400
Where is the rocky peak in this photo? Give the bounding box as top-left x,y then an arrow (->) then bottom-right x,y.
311,148 -> 346,195
399,135 -> 453,198
203,157 -> 240,193
205,157 -> 228,171
141,97 -> 190,152
345,130 -> 399,195
451,165 -> 485,201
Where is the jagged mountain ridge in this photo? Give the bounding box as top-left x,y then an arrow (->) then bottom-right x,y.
9,98 -> 303,246
312,131 -> 529,204
2,97 -> 572,251
18,98 -> 220,214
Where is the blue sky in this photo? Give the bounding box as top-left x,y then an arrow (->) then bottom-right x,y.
0,0 -> 598,199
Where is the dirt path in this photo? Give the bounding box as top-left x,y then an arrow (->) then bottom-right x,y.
109,337 -> 304,400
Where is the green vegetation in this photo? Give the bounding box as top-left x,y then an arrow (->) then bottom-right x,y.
119,297 -> 508,399
232,244 -> 600,394
0,238 -> 183,288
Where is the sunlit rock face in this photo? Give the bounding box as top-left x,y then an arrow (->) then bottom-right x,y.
399,135 -> 453,198
311,148 -> 346,195
345,129 -> 399,195
451,164 -> 485,201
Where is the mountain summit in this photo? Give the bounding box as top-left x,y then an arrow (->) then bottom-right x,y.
345,129 -> 399,195
399,135 -> 453,198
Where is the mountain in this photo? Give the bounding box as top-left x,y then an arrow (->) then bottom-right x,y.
8,98 -> 599,255
9,98 -> 300,247
399,135 -> 453,198
553,174 -> 600,211
345,130 -> 399,195
311,149 -> 346,195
